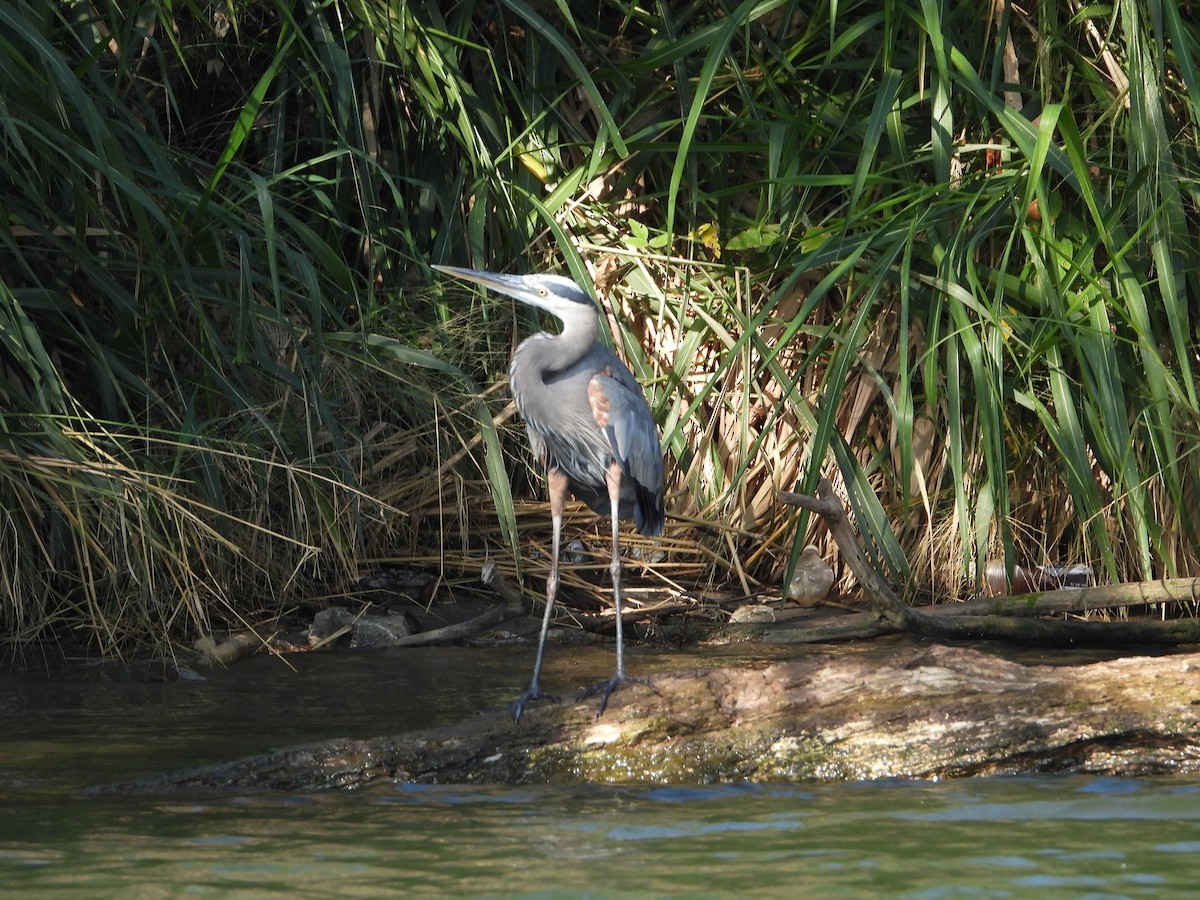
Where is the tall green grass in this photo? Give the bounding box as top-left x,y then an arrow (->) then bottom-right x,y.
2,0 -> 1198,654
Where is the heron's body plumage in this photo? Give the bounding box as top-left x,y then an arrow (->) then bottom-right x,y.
510,334 -> 663,535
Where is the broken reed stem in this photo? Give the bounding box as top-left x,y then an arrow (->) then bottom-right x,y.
779,478 -> 917,629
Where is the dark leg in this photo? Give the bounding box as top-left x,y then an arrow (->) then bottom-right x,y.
513,468 -> 569,722
578,462 -> 657,718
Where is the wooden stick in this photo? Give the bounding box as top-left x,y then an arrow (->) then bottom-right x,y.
386,561 -> 524,648
780,479 -> 918,629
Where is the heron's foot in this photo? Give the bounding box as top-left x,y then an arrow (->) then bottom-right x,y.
512,688 -> 559,723
577,673 -> 660,719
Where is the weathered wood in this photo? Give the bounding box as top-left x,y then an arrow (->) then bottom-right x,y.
383,562 -> 524,647
132,642 -> 1200,789
910,611 -> 1200,645
760,609 -> 1200,646
746,613 -> 894,644
938,578 -> 1200,617
779,479 -> 1200,646
386,605 -> 512,647
779,481 -> 917,629
194,633 -> 258,666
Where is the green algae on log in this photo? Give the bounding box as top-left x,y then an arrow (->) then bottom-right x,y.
127,642 -> 1200,790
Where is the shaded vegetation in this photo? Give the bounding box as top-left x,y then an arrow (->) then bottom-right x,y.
1,0 -> 1198,654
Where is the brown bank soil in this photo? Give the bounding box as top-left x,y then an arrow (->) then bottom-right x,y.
135,635 -> 1200,791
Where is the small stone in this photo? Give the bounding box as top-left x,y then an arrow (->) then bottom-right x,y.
729,605 -> 779,624
786,545 -> 834,605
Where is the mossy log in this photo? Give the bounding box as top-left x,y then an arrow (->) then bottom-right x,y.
135,641 -> 1200,791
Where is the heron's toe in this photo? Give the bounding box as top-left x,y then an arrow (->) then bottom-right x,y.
577,673 -> 659,719
512,689 -> 559,722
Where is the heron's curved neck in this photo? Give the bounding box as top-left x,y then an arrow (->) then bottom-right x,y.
518,304 -> 598,378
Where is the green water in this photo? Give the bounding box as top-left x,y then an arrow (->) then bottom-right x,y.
3,646 -> 1199,897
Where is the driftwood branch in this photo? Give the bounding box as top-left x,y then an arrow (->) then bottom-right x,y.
779,480 -> 917,629
384,562 -> 524,648
387,606 -> 513,647
780,479 -> 1200,646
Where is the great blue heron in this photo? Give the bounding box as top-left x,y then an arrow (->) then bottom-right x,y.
432,265 -> 665,720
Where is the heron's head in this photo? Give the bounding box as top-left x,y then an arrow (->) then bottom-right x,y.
432,265 -> 595,319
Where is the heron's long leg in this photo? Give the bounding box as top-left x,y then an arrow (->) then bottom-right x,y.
607,463 -> 626,680
577,461 -> 658,718
513,467 -> 568,722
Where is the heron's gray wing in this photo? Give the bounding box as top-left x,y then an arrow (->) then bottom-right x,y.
587,370 -> 664,535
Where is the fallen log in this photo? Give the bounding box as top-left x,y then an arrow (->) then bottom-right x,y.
937,578 -> 1200,617
779,479 -> 1200,646
127,642 -> 1200,789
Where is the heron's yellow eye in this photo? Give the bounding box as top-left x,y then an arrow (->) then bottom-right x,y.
538,288 -> 548,297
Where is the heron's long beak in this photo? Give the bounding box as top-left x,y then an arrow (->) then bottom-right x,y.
431,264 -> 533,303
